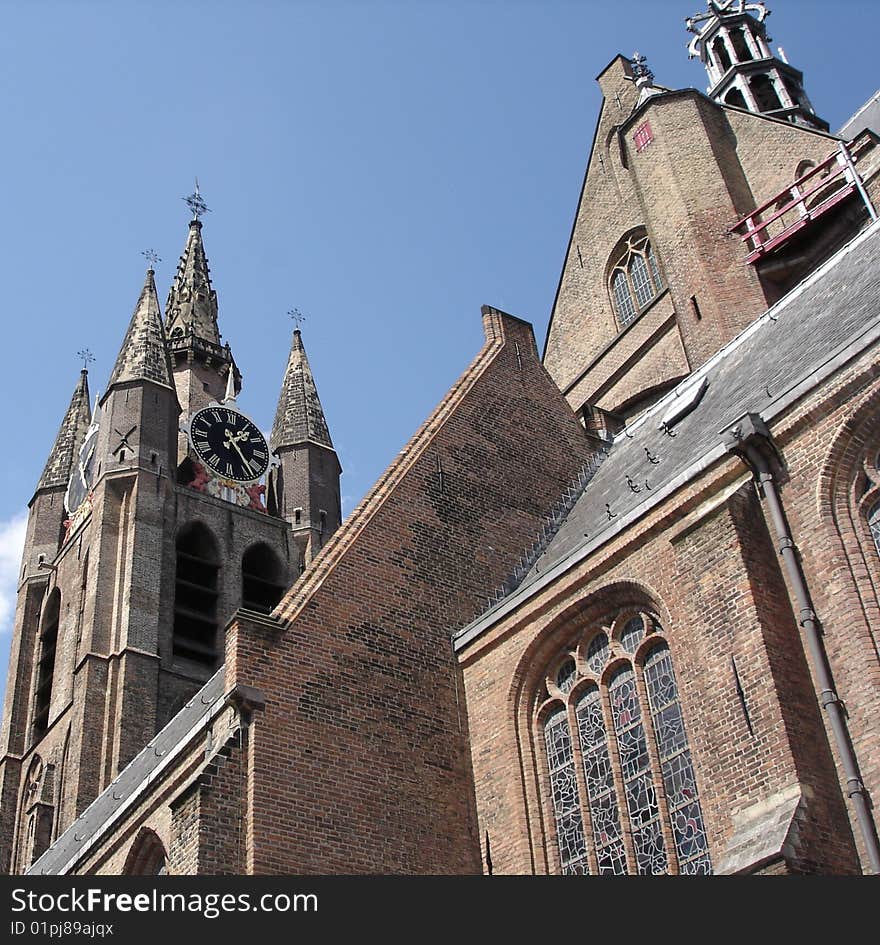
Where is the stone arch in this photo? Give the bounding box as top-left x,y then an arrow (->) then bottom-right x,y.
173,521 -> 221,665
123,827 -> 168,875
241,542 -> 286,613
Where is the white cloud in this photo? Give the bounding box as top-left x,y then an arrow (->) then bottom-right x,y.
0,511 -> 28,635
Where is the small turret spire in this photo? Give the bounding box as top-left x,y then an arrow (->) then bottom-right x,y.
164,188 -> 220,345
37,368 -> 92,492
271,328 -> 333,451
105,268 -> 174,394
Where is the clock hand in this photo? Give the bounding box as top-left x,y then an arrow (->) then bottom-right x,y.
224,428 -> 251,466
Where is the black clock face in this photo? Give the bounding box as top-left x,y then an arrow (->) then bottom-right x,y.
189,407 -> 270,483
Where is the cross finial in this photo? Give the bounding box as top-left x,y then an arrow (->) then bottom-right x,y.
141,248 -> 161,270
288,307 -> 306,330
183,178 -> 211,220
77,348 -> 95,371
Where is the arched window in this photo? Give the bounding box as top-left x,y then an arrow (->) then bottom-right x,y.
173,523 -> 220,665
123,828 -> 168,875
241,543 -> 285,613
729,27 -> 753,63
608,232 -> 665,330
536,611 -> 710,874
712,36 -> 732,73
32,589 -> 61,741
750,74 -> 782,112
725,87 -> 748,110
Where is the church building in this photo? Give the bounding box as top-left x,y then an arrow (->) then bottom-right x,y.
3,1 -> 880,875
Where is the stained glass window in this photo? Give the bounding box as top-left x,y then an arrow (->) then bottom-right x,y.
644,645 -> 712,874
609,233 -> 664,330
869,503 -> 880,560
586,631 -> 609,675
543,708 -> 589,874
556,658 -> 577,695
575,687 -> 627,874
538,612 -> 711,875
619,615 -> 645,654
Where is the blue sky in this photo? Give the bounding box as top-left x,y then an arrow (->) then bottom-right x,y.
1,0 -> 878,704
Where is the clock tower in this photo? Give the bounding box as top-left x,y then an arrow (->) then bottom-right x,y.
0,199 -> 342,873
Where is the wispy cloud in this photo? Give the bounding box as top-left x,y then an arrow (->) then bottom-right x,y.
0,511 -> 28,635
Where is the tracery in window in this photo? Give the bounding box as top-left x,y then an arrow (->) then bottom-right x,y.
535,610 -> 711,874
609,233 -> 665,330
868,502 -> 880,560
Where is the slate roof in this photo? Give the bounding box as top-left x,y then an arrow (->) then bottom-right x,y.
270,329 -> 334,451
36,369 -> 91,493
105,269 -> 175,392
164,220 -> 221,345
839,88 -> 880,140
28,670 -> 226,875
455,221 -> 880,650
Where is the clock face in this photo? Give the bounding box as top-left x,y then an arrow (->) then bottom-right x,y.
65,422 -> 100,514
189,406 -> 270,484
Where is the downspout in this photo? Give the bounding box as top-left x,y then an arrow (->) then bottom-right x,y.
724,413 -> 880,874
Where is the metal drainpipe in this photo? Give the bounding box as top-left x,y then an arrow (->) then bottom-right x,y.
724,413 -> 880,874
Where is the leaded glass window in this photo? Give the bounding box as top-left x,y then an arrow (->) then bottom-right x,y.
609,233 -> 665,330
543,708 -> 589,875
536,611 -> 711,875
869,502 -> 880,560
644,645 -> 712,874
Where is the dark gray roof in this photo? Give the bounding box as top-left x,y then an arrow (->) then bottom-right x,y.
456,221 -> 880,649
105,269 -> 175,392
37,370 -> 91,493
164,220 -> 221,346
270,329 -> 334,451
839,89 -> 880,140
29,670 -> 225,875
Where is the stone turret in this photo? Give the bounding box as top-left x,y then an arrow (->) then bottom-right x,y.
268,328 -> 341,566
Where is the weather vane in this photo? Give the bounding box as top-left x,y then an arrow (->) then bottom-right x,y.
77,348 -> 95,371
288,308 -> 306,330
183,178 -> 211,220
141,248 -> 161,269
630,52 -> 654,83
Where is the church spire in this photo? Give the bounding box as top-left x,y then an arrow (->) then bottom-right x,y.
271,329 -> 334,450
686,1 -> 827,131
105,268 -> 174,393
36,369 -> 92,492
164,218 -> 220,345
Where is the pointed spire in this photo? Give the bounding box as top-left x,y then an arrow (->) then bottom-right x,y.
105,268 -> 174,392
37,369 -> 92,491
222,362 -> 237,404
164,219 -> 221,345
271,329 -> 334,450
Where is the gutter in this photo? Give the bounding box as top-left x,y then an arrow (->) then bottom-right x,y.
724,414 -> 880,875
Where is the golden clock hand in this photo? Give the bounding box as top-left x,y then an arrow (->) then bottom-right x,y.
224,428 -> 250,466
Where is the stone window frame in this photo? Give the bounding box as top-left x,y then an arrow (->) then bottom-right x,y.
534,609 -> 711,875
607,230 -> 665,332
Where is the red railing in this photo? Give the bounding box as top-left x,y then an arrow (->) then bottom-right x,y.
732,137 -> 876,263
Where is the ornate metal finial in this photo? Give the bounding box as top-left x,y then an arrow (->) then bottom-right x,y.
141,248 -> 161,269
183,178 -> 211,220
77,348 -> 95,371
631,52 -> 654,83
288,308 -> 306,330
